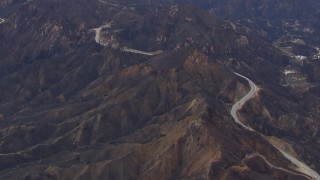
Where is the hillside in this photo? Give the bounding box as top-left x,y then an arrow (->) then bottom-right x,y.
0,0 -> 319,179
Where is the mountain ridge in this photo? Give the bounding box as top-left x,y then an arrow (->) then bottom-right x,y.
0,0 -> 319,179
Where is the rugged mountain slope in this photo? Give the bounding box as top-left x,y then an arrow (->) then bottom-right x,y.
142,0 -> 320,173
0,0 -> 319,179
1,49 -> 304,179
0,0 -> 290,118
152,0 -> 320,41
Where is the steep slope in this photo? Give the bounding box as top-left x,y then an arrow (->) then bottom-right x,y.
0,1 -> 290,118
142,0 -> 320,173
0,49 -> 307,179
150,0 -> 320,42
0,0 -> 318,179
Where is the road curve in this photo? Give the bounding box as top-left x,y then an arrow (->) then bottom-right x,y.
91,22 -> 162,56
0,18 -> 5,24
232,72 -> 320,180
92,22 -> 112,46
231,72 -> 256,131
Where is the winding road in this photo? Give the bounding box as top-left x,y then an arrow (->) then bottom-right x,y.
92,22 -> 162,56
0,18 -> 5,24
92,22 -> 113,46
231,72 -> 256,131
232,72 -> 320,180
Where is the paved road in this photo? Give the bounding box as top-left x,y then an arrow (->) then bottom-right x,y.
244,153 -> 310,178
0,18 -> 5,24
121,47 -> 162,56
91,22 -> 162,56
275,147 -> 320,180
231,72 -> 256,131
92,22 -> 112,46
231,72 -> 320,180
